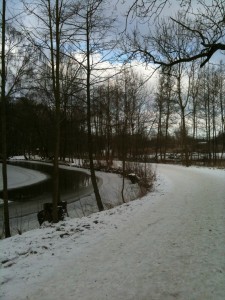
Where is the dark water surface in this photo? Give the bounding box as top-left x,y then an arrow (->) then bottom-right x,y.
0,161 -> 94,234
1,161 -> 92,203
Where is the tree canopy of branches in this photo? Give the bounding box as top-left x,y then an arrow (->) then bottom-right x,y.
125,0 -> 225,68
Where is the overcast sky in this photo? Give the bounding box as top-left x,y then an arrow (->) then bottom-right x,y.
4,0 -> 224,86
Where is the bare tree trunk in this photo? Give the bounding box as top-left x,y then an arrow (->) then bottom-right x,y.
164,96 -> 171,160
121,156 -> 126,203
53,0 -> 61,222
1,0 -> 11,238
106,81 -> 112,168
177,66 -> 189,167
121,74 -> 129,203
121,121 -> 127,203
86,9 -> 104,212
156,102 -> 163,161
181,108 -> 189,166
219,68 -> 225,158
47,0 -> 61,222
206,92 -> 211,161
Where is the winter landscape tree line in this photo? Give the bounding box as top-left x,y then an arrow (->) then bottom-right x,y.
1,0 -> 225,237
6,63 -> 225,164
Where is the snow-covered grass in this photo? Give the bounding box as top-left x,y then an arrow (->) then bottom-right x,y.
1,164 -> 225,300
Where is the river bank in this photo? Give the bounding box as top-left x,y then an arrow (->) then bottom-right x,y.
0,160 -> 137,236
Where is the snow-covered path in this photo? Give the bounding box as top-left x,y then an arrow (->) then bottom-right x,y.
1,164 -> 225,300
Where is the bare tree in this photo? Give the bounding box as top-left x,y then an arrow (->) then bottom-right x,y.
1,0 -> 11,238
1,1 -> 37,237
124,0 -> 225,68
197,63 -> 224,163
66,0 -> 118,211
84,0 -> 104,211
218,62 -> 225,157
154,73 -> 172,161
174,63 -> 190,166
22,0 -> 82,221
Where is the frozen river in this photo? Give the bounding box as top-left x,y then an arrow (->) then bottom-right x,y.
0,163 -> 48,192
0,161 -> 93,235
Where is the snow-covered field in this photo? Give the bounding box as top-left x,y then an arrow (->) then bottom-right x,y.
1,164 -> 225,300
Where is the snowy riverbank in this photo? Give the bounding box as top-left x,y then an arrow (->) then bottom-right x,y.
0,160 -> 140,235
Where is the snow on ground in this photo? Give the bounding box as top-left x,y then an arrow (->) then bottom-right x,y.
0,164 -> 225,300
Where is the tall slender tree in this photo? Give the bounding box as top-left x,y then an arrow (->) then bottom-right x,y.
22,0 -> 82,221
1,1 -> 37,237
1,0 -> 11,238
67,0 -> 117,211
85,1 -> 104,211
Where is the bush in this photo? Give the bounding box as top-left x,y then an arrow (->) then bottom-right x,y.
125,162 -> 156,197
